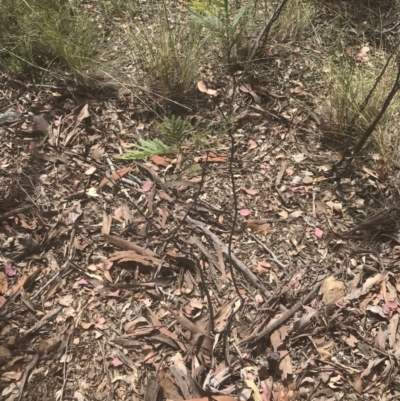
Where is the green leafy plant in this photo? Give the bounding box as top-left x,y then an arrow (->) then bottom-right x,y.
155,116 -> 191,150
188,0 -> 249,65
117,115 -> 192,161
116,139 -> 173,161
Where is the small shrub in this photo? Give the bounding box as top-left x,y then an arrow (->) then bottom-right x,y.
117,115 -> 193,161
0,0 -> 100,77
120,1 -> 206,97
188,0 -> 253,65
319,48 -> 400,161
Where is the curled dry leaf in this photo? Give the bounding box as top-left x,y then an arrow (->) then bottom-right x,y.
248,139 -> 258,149
257,260 -> 271,275
142,181 -> 154,192
321,276 -> 345,304
197,80 -> 217,96
292,153 -> 305,163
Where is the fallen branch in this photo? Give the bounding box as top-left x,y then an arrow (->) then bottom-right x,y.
23,306 -> 63,336
238,274 -> 328,345
0,205 -> 33,221
186,216 -> 271,299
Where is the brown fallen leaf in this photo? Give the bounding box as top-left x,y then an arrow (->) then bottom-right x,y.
33,114 -> 52,136
102,211 -> 112,235
108,250 -> 160,267
193,152 -> 227,163
151,155 -> 173,166
242,219 -> 269,234
99,167 -> 132,187
159,370 -> 183,401
0,272 -> 7,294
38,335 -> 61,356
353,376 -> 363,394
158,190 -> 174,203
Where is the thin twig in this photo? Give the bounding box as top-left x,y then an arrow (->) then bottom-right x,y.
17,353 -> 38,401
23,306 -> 63,336
186,216 -> 271,299
248,0 -> 290,61
248,233 -> 288,269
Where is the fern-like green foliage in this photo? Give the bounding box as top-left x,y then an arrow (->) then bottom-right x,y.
117,115 -> 192,161
188,0 -> 247,64
116,139 -> 172,160
155,115 -> 190,149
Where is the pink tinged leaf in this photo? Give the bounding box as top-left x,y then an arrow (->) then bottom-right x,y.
386,301 -> 398,310
290,186 -> 304,192
244,188 -> 258,196
255,294 -> 264,308
77,279 -> 89,285
111,358 -> 123,367
98,317 -> 106,325
142,181 -> 154,193
248,140 -> 258,149
314,228 -> 324,238
259,260 -> 271,268
107,289 -> 120,297
103,259 -> 113,270
239,209 -> 251,216
5,264 -> 16,277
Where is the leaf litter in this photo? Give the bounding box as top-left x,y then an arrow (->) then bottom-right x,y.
2,17 -> 400,401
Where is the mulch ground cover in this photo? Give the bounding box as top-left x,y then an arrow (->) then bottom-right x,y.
2,18 -> 400,401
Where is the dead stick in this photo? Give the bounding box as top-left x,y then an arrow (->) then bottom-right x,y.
238,274 -> 328,345
23,306 -> 63,336
186,216 -> 271,298
0,205 -> 33,221
17,353 -> 38,401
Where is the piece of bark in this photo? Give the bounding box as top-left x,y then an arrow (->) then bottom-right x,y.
104,233 -> 157,257
145,375 -> 160,401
